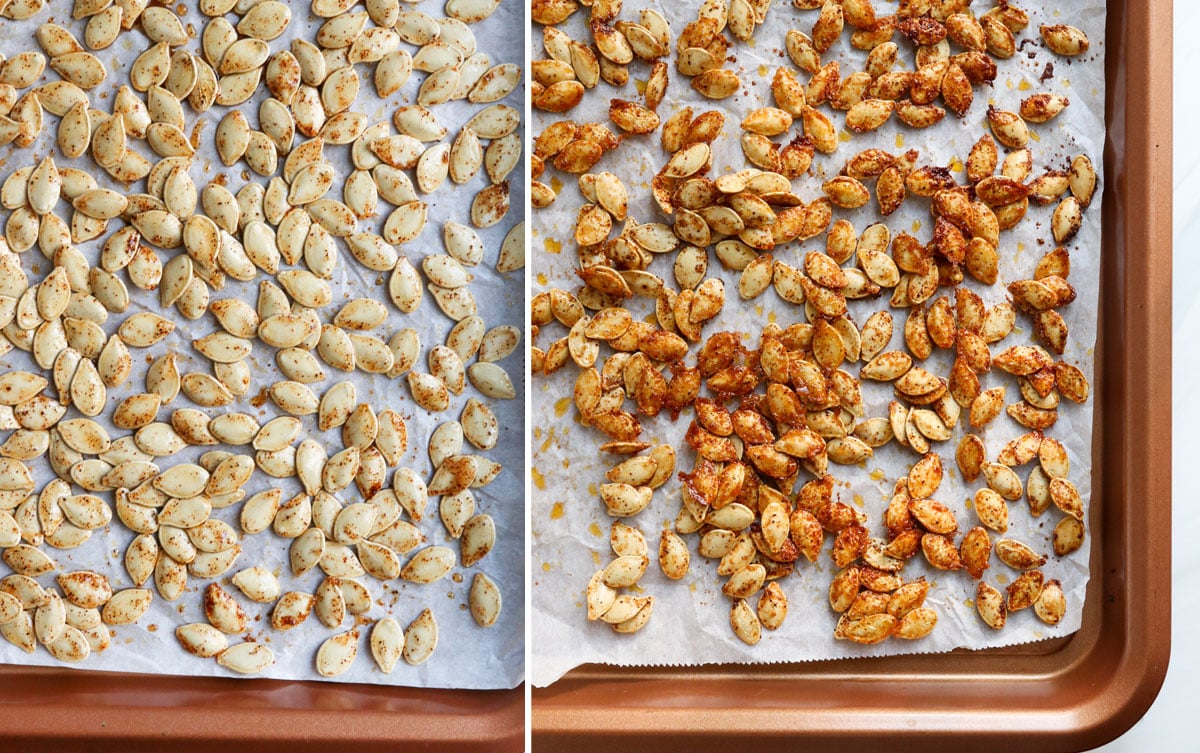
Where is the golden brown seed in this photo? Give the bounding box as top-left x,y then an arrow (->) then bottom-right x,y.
976,582 -> 1007,629
1040,25 -> 1090,56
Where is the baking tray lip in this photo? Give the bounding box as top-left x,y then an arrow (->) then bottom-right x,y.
0,667 -> 525,751
532,629 -> 1170,741
531,0 -> 1173,746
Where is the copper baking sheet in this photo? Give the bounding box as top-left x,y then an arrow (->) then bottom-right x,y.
531,0 -> 1172,749
0,665 -> 523,751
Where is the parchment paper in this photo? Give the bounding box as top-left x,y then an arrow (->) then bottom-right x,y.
532,1 -> 1104,687
0,0 -> 524,689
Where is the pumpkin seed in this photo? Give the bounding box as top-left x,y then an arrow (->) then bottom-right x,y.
217,642 -> 274,674
402,608 -> 437,665
176,622 -> 227,657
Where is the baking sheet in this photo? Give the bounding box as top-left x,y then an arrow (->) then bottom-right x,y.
0,0 -> 524,689
532,0 -> 1104,687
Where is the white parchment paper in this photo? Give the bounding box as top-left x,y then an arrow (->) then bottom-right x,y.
532,1 -> 1104,687
0,0 -> 524,689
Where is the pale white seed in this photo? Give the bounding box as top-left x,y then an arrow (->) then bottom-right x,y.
370,616 -> 403,672
479,325 -> 520,363
237,0 -> 291,40
402,608 -> 437,665
231,566 -> 279,603
468,362 -> 515,399
271,591 -> 315,631
268,381 -> 318,416
400,545 -> 454,584
100,588 -> 152,625
316,630 -> 359,677
176,622 -> 227,657
217,642 -> 273,674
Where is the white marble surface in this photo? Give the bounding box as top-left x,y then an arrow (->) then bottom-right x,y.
1089,4 -> 1191,750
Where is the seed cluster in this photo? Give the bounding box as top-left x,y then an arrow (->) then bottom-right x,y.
532,0 -> 1092,646
0,0 -> 521,680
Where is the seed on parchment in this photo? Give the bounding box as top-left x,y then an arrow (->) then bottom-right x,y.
393,467 -> 429,523
0,372 -> 49,406
45,624 -> 91,663
402,608 -> 437,665
231,566 -> 279,603
217,642 -> 274,674
100,589 -> 152,625
369,616 -> 404,673
983,462 -> 1024,501
428,429 -> 466,472
469,572 -> 501,628
1040,24 -> 1089,56
1006,570 -> 1045,612
1053,516 -> 1085,556
408,372 -> 450,412
4,544 -> 56,577
336,579 -> 372,616
467,363 -> 516,399
268,381 -> 319,416
316,631 -> 359,677
755,582 -> 788,630
34,590 -> 67,646
1034,579 -> 1066,625
176,622 -> 228,658
459,513 -> 495,567
400,545 -> 455,584
730,599 -> 761,645
658,528 -> 690,580
56,571 -> 112,610
608,595 -> 653,634
204,583 -> 246,634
